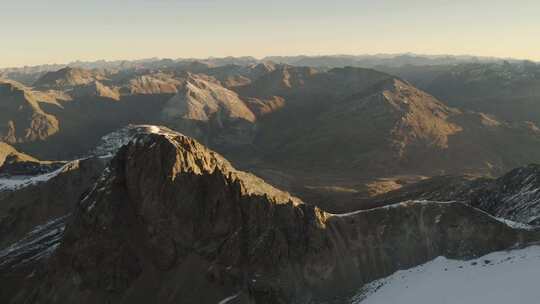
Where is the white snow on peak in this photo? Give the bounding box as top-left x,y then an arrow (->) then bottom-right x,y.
88,124 -> 166,158
354,245 -> 540,304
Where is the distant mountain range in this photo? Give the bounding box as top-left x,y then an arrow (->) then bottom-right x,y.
1,53 -> 535,83
1,56 -> 540,213
4,51 -> 540,303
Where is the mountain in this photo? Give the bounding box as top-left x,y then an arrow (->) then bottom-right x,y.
120,73 -> 181,95
1,128 -> 538,303
33,67 -> 107,89
424,62 -> 540,123
5,63 -> 540,210
0,142 -> 36,167
203,62 -> 277,88
378,62 -> 540,125
0,81 -> 59,144
70,80 -> 120,101
0,142 -> 63,176
261,77 -> 540,175
0,156 -> 107,247
162,73 -> 257,148
369,164 -> 540,225
163,73 -> 255,122
262,54 -> 517,68
5,64 -> 540,213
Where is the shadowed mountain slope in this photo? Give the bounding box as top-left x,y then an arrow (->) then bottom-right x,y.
369,164 -> 540,226
1,128 -> 538,303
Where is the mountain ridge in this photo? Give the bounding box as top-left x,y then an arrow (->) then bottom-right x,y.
1,128 -> 539,303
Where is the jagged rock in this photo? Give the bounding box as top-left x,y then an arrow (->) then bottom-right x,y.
1,128 -> 538,303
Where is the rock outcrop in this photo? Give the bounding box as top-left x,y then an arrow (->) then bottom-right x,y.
1,128 -> 538,303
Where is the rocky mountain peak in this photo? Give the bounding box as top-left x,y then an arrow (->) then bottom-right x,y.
1,128 -> 538,303
122,128 -> 301,204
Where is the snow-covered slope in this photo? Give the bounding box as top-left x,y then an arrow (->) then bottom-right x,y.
87,124 -> 166,158
355,246 -> 540,304
0,162 -> 72,191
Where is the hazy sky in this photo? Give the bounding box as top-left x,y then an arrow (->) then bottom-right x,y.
1,0 -> 539,67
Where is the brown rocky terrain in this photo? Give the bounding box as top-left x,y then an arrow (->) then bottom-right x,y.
4,63 -> 540,213
120,73 -> 181,95
0,142 -> 36,167
0,142 -> 64,176
0,81 -> 59,144
1,129 -> 538,303
70,81 -> 121,101
33,67 -> 107,90
162,73 -> 257,148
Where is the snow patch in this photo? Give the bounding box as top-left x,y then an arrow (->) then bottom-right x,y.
0,161 -> 74,192
355,246 -> 540,304
88,124 -> 165,158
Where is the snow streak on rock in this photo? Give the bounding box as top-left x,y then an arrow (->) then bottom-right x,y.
0,215 -> 67,270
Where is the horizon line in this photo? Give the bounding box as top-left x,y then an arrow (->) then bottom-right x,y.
1,52 -> 538,70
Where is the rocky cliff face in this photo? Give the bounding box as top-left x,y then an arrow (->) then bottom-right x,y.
1,128 -> 538,304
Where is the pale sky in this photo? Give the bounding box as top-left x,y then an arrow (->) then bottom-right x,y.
1,0 -> 539,68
